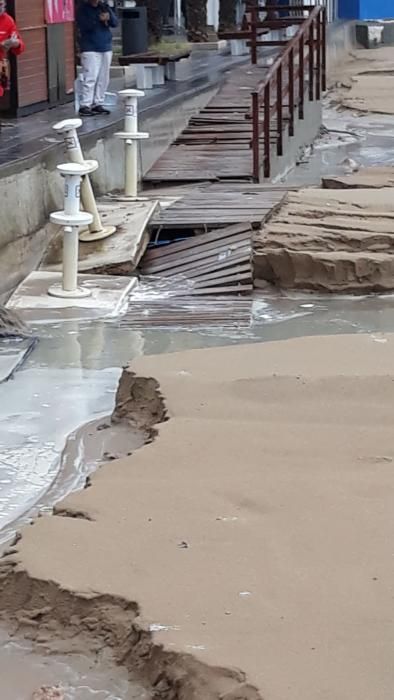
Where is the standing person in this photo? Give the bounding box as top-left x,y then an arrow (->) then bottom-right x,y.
76,0 -> 118,116
0,0 -> 24,98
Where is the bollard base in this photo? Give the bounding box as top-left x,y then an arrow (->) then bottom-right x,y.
79,225 -> 117,242
48,284 -> 92,299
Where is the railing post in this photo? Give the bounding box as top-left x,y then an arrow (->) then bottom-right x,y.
322,6 -> 327,92
299,34 -> 304,119
276,64 -> 283,156
308,20 -> 314,101
252,91 -> 260,182
289,48 -> 294,137
316,15 -> 321,101
251,5 -> 257,65
263,82 -> 271,178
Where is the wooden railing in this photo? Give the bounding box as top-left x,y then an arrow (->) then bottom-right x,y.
248,4 -> 326,180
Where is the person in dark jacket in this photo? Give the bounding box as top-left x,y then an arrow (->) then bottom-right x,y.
76,0 -> 118,116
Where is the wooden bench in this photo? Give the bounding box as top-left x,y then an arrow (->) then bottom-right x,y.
118,50 -> 190,66
218,28 -> 269,56
118,51 -> 191,89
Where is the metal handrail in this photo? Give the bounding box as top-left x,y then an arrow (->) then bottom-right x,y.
249,4 -> 326,180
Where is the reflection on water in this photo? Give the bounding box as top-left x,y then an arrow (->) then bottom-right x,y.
2,291 -> 394,541
0,629 -> 150,699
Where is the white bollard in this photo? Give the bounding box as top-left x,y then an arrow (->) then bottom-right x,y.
115,89 -> 149,199
48,162 -> 97,299
53,118 -> 116,242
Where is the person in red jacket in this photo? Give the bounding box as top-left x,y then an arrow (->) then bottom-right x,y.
0,0 -> 24,97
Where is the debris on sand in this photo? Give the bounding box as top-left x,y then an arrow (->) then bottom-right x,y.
31,687 -> 64,700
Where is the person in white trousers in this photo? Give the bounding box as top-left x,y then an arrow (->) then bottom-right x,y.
76,0 -> 118,116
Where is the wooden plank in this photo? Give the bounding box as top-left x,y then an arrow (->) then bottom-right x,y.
189,263 -> 251,285
142,241 -> 251,275
143,231 -> 250,269
188,285 -> 254,295
175,251 -> 252,278
144,223 -> 251,260
193,271 -> 252,288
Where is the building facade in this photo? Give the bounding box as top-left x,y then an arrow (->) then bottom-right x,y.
0,0 -> 75,117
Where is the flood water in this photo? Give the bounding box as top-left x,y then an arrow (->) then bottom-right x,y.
2,97 -> 394,696
3,290 -> 394,545
0,629 -> 151,700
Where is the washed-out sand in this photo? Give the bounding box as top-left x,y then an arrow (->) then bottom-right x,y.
331,47 -> 394,114
1,334 -> 394,699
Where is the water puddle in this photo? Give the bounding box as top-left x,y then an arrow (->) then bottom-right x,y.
0,629 -> 150,699
282,103 -> 394,186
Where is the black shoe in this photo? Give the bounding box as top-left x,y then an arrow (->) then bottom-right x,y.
92,104 -> 111,115
79,106 -> 94,116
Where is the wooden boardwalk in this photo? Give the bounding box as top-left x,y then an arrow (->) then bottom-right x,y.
150,183 -> 287,230
144,64 -> 270,184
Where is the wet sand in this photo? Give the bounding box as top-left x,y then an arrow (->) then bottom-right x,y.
1,334 -> 394,699
331,47 -> 394,115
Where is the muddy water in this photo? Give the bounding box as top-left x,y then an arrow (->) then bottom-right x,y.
0,629 -> 150,699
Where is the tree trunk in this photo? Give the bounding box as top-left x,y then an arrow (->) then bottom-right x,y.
137,0 -> 162,43
266,0 -> 279,20
185,0 -> 208,42
218,0 -> 237,32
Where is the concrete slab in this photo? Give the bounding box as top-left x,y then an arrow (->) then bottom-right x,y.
7,272 -> 135,323
41,199 -> 158,275
0,337 -> 37,383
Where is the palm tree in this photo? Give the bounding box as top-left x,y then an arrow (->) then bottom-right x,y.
137,0 -> 163,43
185,0 -> 208,41
218,0 -> 237,32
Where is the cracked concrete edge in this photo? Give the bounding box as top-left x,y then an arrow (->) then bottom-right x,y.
0,365 -> 263,700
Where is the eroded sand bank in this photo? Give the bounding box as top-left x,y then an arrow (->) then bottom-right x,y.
1,335 -> 394,699
254,187 -> 394,292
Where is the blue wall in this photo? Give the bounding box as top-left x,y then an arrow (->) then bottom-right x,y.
338,0 -> 360,19
360,0 -> 394,19
339,0 -> 394,18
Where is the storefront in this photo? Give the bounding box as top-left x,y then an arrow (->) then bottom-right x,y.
0,0 -> 75,117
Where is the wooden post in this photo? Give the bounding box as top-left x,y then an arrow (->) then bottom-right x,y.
263,82 -> 271,178
276,64 -> 283,156
322,6 -> 327,92
299,34 -> 304,119
308,21 -> 314,101
251,5 -> 258,65
289,48 -> 294,137
315,16 -> 321,101
252,91 -> 260,182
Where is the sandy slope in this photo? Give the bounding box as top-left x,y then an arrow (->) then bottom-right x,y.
254,188 -> 394,292
1,334 -> 394,699
332,47 -> 394,114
